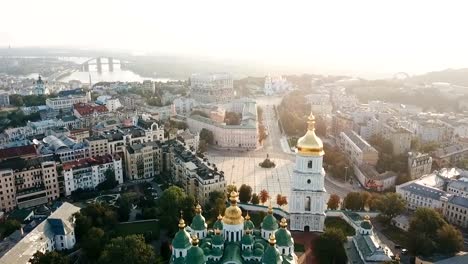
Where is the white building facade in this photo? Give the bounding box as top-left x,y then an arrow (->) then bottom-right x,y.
290,113 -> 329,232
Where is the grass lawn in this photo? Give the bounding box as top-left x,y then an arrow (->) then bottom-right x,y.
115,220 -> 160,239
294,243 -> 305,252
325,217 -> 356,236
381,225 -> 408,247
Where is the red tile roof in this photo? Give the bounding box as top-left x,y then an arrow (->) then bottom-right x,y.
0,145 -> 38,160
62,154 -> 119,170
73,103 -> 108,117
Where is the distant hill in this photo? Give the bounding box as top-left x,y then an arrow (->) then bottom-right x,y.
408,68 -> 468,87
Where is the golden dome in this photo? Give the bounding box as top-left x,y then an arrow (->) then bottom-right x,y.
296,112 -> 324,156
217,214 -> 223,221
223,191 -> 244,225
268,233 -> 277,245
245,212 -> 251,220
280,218 -> 287,228
178,218 -> 186,229
195,203 -> 202,214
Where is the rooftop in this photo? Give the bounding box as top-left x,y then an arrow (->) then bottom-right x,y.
0,156 -> 54,172
0,145 -> 37,160
343,131 -> 375,152
62,154 -> 119,171
73,103 -> 108,116
448,195 -> 468,208
401,182 -> 446,200
0,202 -> 80,264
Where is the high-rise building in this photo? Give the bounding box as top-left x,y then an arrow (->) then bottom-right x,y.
289,113 -> 329,232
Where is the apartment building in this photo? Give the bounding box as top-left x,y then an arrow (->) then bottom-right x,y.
0,156 -> 60,212
340,131 -> 378,166
125,141 -> 162,180
168,142 -> 225,204
332,111 -> 354,137
407,152 -> 433,180
85,135 -> 109,158
381,124 -> 412,155
63,154 -> 123,196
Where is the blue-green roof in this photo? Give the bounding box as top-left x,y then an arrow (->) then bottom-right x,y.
275,228 -> 293,247
261,214 -> 278,231
212,234 -> 224,245
241,233 -> 254,245
191,214 -> 207,230
213,219 -> 223,230
244,219 -> 255,230
172,229 -> 191,249
186,245 -> 205,264
220,243 -> 242,264
262,244 -> 282,264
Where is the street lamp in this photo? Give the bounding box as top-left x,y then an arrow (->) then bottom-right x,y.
344,166 -> 348,183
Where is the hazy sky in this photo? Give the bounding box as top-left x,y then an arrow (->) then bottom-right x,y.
1,0 -> 468,77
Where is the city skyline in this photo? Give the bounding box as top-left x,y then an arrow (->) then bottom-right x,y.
2,0 -> 468,78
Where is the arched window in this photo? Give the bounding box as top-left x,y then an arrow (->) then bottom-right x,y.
308,160 -> 313,168
305,196 -> 311,211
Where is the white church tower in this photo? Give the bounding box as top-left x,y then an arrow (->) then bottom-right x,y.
290,112 -> 329,232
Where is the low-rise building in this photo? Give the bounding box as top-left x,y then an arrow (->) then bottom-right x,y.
38,135 -> 88,162
85,135 -> 109,158
396,181 -> 447,211
187,100 -> 258,150
46,89 -> 90,111
447,179 -> 468,198
0,202 -> 80,264
173,97 -> 197,116
340,131 -> 378,166
0,156 -> 60,212
442,195 -> 468,228
354,164 -> 397,191
381,124 -> 412,155
63,154 -> 123,196
332,111 -> 354,137
432,144 -> 468,168
408,152 -> 433,179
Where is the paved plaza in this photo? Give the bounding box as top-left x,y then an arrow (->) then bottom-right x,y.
207,154 -> 293,208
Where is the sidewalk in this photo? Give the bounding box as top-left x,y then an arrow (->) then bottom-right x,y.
280,136 -> 295,155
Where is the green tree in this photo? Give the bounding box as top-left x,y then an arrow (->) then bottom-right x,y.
98,235 -> 157,264
436,224 -> 464,255
251,193 -> 260,205
74,203 -> 118,240
343,192 -> 364,211
197,139 -> 208,153
407,207 -> 446,256
205,191 -> 226,221
117,194 -> 132,222
327,194 -> 341,210
199,128 -> 214,145
30,251 -> 69,264
238,184 -> 253,203
375,193 -> 406,221
81,227 -> 106,260
2,219 -> 21,237
158,186 -> 195,234
315,228 -> 347,264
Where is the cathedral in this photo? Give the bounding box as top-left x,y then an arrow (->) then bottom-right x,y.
170,112 -> 327,263
171,192 -> 297,264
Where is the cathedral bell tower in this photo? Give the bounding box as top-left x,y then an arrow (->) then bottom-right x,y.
289,112 -> 329,232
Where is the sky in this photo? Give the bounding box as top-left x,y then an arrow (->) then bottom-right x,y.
1,0 -> 468,78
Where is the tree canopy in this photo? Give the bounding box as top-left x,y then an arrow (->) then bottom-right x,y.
158,186 -> 195,234
30,251 -> 69,264
327,194 -> 340,210
407,207 -> 463,256
375,193 -> 406,221
238,184 -> 252,203
315,228 -> 347,264
98,235 -> 157,264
